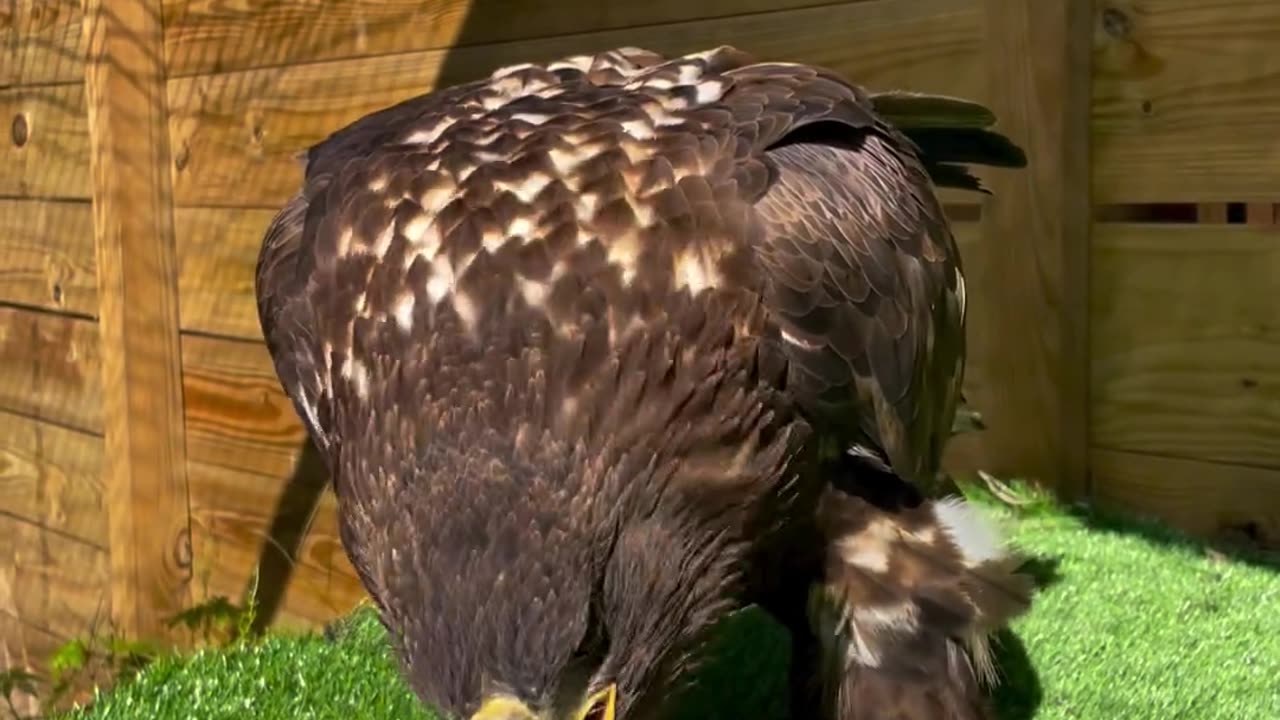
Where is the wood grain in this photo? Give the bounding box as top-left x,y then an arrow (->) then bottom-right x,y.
84,0 -> 192,642
182,335 -> 309,480
0,310 -> 304,475
0,200 -> 278,339
936,222 -> 995,475
160,0 -> 837,77
0,611 -> 62,677
0,199 -> 96,316
1092,448 -> 1280,550
175,207 -> 275,340
975,0 -> 1093,499
0,516 -> 111,644
0,410 -> 105,545
1091,223 -> 1280,470
1092,0 -> 1280,202
0,82 -> 90,199
167,0 -> 981,207
0,1 -> 86,86
0,307 -> 102,434
188,461 -> 365,631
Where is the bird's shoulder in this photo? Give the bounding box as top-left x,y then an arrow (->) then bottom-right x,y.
261,43 -> 902,341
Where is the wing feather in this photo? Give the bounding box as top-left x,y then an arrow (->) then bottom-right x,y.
255,44 -> 1019,501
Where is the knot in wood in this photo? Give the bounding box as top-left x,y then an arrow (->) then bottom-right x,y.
11,113 -> 28,147
173,143 -> 190,172
1101,6 -> 1132,40
173,526 -> 193,574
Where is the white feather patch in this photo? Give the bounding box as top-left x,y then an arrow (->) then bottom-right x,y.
933,497 -> 1006,568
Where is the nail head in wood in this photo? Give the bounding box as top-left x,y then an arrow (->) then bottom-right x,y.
11,113 -> 28,147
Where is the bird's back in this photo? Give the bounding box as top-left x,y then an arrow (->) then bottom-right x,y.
256,44 -> 1012,493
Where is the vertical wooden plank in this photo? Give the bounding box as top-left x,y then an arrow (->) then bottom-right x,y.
83,0 -> 192,642
1197,204 -> 1229,224
974,0 -> 1092,499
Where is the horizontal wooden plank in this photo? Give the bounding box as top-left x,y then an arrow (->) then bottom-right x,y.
0,308 -> 102,435
176,207 -> 275,340
168,0 -> 981,207
0,200 -> 276,339
0,199 -> 96,315
1092,448 -> 1280,550
1090,223 -> 1280,469
0,82 -> 90,199
188,460 -> 365,630
1092,0 -> 1280,202
161,0 -> 838,77
0,516 -> 111,643
182,335 -> 308,479
0,411 -> 105,546
0,1 -> 86,86
0,311 -> 294,462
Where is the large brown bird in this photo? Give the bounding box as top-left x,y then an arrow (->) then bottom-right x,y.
255,46 -> 1034,720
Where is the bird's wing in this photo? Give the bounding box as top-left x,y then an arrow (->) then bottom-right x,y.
699,61 -> 1022,486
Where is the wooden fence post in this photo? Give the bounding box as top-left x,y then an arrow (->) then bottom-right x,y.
974,0 -> 1093,500
84,0 -> 193,642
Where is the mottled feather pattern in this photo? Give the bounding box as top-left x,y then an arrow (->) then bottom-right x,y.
254,44 -> 1032,720
753,139 -> 964,486
802,459 -> 1033,720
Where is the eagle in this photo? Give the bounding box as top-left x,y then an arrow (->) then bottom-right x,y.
255,46 -> 1034,720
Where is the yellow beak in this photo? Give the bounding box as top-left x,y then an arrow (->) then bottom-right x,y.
577,684 -> 617,720
471,696 -> 538,720
469,684 -> 617,720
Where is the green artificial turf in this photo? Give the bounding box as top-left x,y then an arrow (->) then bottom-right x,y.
58,483 -> 1280,720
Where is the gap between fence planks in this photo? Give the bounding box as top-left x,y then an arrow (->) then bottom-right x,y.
973,0 -> 1092,499
83,0 -> 192,644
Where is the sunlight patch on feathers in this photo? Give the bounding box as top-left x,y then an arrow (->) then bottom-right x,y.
835,518 -> 895,574
674,250 -> 719,294
403,118 -> 454,146
425,255 -> 454,302
621,119 -> 655,140
418,184 -> 456,215
517,278 -> 549,308
510,112 -> 552,126
497,173 -> 553,203
392,292 -> 415,330
507,216 -> 535,241
342,356 -> 370,399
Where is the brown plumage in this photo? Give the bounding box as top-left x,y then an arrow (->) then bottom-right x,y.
254,46 -> 1033,720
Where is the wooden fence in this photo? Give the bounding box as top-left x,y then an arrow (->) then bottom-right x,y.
2,0 -> 1278,680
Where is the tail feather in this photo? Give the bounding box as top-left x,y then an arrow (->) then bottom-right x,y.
870,89 -> 1028,194
869,91 -> 999,130
808,475 -> 1034,719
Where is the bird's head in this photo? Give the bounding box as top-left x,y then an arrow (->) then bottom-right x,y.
435,519 -> 732,720
387,469 -> 741,720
